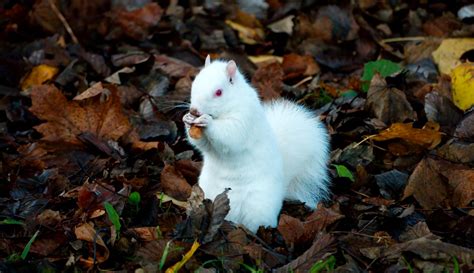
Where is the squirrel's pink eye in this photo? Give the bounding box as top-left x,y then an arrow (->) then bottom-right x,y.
215,89 -> 223,97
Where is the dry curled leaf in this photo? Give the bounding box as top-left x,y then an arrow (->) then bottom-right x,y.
29,84 -> 131,145
251,61 -> 284,100
372,122 -> 442,150
21,64 -> 59,92
75,222 -> 110,263
160,163 -> 192,201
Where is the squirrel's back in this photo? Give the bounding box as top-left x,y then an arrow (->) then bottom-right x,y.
264,100 -> 330,208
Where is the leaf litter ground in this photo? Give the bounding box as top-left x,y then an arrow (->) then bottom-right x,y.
1,1 -> 474,272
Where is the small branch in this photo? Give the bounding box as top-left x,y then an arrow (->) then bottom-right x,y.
48,0 -> 79,44
380,36 -> 426,43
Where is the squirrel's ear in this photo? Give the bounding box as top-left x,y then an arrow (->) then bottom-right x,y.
226,60 -> 237,83
205,55 -> 211,67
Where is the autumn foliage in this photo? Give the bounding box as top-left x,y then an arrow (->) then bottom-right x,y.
0,0 -> 473,272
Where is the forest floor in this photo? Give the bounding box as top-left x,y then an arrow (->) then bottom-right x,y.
0,0 -> 474,272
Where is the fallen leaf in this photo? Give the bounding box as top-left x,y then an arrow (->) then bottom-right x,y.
303,204 -> 345,242
225,20 -> 265,45
382,236 -> 473,262
403,158 -> 474,209
160,164 -> 192,201
422,13 -> 462,37
73,82 -> 109,100
75,222 -> 110,263
451,62 -> 474,111
108,3 -> 163,40
267,15 -> 294,35
454,111 -> 474,141
443,169 -> 474,207
432,38 -> 474,74
274,233 -> 336,273
366,74 -> 416,124
248,55 -> 283,64
403,158 -> 449,210
251,61 -> 284,100
436,139 -> 474,163
374,170 -> 409,200
277,214 -> 305,245
154,54 -> 199,78
129,227 -> 161,241
372,122 -> 442,150
282,53 -> 320,80
21,64 -> 59,91
29,84 -> 131,145
36,209 -> 63,226
424,91 -> 463,133
202,189 -> 230,243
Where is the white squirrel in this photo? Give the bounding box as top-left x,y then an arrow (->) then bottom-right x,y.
183,56 -> 330,232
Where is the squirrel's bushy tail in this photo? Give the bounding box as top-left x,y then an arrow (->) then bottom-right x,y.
264,100 -> 331,208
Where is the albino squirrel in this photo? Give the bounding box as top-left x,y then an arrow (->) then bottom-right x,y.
183,56 -> 330,232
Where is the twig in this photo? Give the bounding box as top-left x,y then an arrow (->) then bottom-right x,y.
48,0 -> 79,44
381,36 -> 426,43
292,76 -> 313,88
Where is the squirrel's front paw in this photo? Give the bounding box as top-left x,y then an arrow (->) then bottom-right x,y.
183,112 -> 197,128
193,114 -> 212,127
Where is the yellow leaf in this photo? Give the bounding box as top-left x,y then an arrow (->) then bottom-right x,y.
372,122 -> 442,150
451,62 -> 474,111
165,240 -> 200,273
225,20 -> 265,45
432,38 -> 474,75
248,55 -> 283,64
21,64 -> 59,91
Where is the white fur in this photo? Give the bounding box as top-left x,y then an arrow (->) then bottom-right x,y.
184,60 -> 330,232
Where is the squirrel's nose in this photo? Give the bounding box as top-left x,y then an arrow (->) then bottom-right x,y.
190,107 -> 201,116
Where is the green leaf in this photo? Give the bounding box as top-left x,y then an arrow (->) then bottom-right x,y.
128,192 -> 141,207
21,230 -> 40,260
309,255 -> 336,273
0,218 -> 25,226
104,201 -> 121,238
341,89 -> 358,98
332,164 -> 355,182
361,59 -> 401,92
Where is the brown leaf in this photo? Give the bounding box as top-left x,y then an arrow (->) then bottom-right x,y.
29,84 -> 131,145
403,158 -> 474,209
75,222 -> 110,263
36,209 -> 63,226
282,53 -> 320,80
73,82 -> 108,100
455,111 -> 474,142
274,233 -> 336,273
436,139 -> 474,163
443,169 -> 474,207
372,122 -> 442,150
403,158 -> 450,209
422,13 -> 462,37
302,203 -> 345,242
383,236 -> 473,262
366,73 -> 416,124
424,92 -> 463,134
203,189 -> 231,243
251,62 -> 283,101
109,3 -> 163,40
277,214 -> 305,245
129,227 -> 161,241
160,163 -> 192,201
399,222 -> 436,242
29,233 -> 67,256
154,54 -> 199,78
